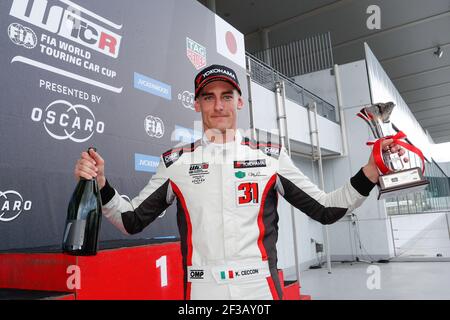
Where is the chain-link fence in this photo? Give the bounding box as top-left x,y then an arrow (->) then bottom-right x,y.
246,53 -> 337,122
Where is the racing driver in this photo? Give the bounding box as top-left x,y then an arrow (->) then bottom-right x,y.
73,64 -> 406,300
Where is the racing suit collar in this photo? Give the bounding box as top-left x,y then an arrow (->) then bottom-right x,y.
201,129 -> 243,148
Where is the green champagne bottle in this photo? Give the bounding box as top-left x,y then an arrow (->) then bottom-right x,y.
62,148 -> 102,256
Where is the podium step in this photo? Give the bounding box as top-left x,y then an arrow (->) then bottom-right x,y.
1,240 -> 310,300
278,270 -> 303,300
283,280 -> 301,300
0,289 -> 75,300
0,239 -> 184,300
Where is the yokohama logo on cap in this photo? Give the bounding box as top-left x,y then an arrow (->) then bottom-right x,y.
194,64 -> 241,98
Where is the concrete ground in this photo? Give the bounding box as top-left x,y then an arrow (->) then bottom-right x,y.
299,261 -> 450,300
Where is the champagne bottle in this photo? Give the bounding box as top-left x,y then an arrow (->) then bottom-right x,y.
62,148 -> 103,256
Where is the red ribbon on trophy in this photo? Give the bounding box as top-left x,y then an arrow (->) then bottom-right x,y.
366,131 -> 426,175
357,102 -> 429,199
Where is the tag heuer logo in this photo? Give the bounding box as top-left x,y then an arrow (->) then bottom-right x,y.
234,159 -> 266,169
235,171 -> 246,179
186,37 -> 206,70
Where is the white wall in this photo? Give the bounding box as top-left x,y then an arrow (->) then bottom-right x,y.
323,112 -> 395,261
250,81 -> 279,135
284,99 -> 310,145
293,68 -> 338,107
250,60 -> 395,273
316,110 -> 343,154
277,155 -> 326,279
285,98 -> 343,154
323,59 -> 395,261
390,212 -> 450,258
338,60 -> 371,108
365,43 -> 450,162
249,56 -> 450,290
250,80 -> 344,276
323,58 -> 450,262
251,81 -> 343,154
250,58 -> 450,275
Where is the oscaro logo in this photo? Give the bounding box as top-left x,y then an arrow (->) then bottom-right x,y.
145,115 -> 164,138
0,190 -> 32,222
9,0 -> 122,58
8,22 -> 37,49
31,100 -> 104,143
177,91 -> 194,110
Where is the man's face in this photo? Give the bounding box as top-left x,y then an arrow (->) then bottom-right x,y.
194,81 -> 243,133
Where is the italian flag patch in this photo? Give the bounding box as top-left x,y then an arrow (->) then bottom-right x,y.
220,270 -> 234,280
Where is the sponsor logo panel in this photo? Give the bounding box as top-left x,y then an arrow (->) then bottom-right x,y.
134,72 -> 171,100
9,0 -> 122,58
8,22 -> 37,49
0,190 -> 32,223
8,0 -> 122,93
189,269 -> 205,280
186,37 -> 206,70
233,159 -> 267,169
135,154 -> 160,173
189,162 -> 209,184
145,115 -> 164,139
177,90 -> 194,111
30,99 -> 105,143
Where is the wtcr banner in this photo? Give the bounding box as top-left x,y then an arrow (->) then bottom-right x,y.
0,0 -> 249,250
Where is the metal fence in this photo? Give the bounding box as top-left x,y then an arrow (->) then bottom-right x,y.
246,53 -> 337,122
252,32 -> 334,77
385,159 -> 450,215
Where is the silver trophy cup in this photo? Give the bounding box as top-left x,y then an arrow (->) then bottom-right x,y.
358,102 -> 429,200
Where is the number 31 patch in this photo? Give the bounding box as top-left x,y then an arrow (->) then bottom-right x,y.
236,182 -> 259,206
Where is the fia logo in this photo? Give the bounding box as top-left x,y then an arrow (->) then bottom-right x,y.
8,23 -> 37,49
145,115 -> 164,139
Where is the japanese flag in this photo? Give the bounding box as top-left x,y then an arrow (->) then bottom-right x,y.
215,15 -> 246,68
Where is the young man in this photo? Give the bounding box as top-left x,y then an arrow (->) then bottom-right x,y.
74,64 -> 405,300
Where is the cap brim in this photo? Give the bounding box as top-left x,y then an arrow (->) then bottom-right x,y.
195,75 -> 241,98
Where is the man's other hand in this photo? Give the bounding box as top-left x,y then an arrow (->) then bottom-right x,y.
363,138 -> 408,184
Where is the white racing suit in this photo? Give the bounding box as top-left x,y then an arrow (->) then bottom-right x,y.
100,131 -> 375,299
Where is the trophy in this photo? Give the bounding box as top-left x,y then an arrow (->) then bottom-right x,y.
357,102 -> 429,200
